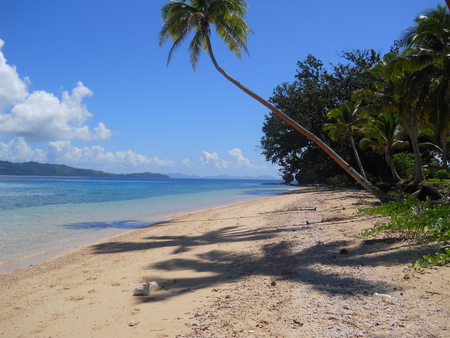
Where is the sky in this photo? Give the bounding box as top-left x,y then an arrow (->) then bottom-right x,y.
0,0 -> 444,178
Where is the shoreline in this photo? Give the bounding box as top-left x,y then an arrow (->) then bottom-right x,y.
0,185 -> 301,273
1,186 -> 448,337
0,228 -> 129,273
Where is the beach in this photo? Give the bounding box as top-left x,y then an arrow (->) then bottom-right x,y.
1,186 -> 449,337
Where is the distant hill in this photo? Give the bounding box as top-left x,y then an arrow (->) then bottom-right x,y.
0,161 -> 169,178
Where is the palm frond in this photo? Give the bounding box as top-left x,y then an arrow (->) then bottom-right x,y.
159,0 -> 252,70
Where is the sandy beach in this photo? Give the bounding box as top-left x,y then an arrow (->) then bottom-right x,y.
1,186 -> 449,337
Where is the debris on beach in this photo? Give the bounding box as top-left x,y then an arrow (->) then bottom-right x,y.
133,281 -> 159,296
373,293 -> 394,302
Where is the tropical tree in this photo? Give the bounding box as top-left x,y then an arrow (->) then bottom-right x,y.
401,4 -> 450,169
262,51 -> 383,183
158,0 -> 389,202
359,113 -> 408,182
323,101 -> 367,179
356,52 -> 429,184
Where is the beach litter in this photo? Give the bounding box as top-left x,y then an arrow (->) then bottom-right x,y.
134,281 -> 160,296
373,293 -> 394,302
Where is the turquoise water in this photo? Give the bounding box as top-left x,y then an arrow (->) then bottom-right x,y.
0,176 -> 293,267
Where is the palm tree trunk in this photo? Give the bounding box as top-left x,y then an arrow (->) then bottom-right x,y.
349,134 -> 367,179
385,147 -> 401,182
406,114 -> 424,184
204,35 -> 390,203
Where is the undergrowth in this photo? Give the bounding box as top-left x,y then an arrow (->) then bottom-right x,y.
358,193 -> 450,270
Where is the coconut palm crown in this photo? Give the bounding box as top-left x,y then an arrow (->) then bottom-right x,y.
159,0 -> 252,70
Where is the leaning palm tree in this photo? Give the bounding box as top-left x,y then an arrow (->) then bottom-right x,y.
158,0 -> 389,202
323,101 -> 367,179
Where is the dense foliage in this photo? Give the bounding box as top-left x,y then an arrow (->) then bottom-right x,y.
261,4 -> 450,185
261,50 -> 385,183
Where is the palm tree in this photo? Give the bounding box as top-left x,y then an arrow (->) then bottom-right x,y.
158,0 -> 389,202
323,101 -> 367,179
401,4 -> 450,169
359,113 -> 408,182
394,57 -> 430,184
356,52 -> 428,184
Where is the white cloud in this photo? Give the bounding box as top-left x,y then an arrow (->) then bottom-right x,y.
199,151 -> 223,169
0,40 -> 113,142
0,138 -> 174,170
45,141 -> 174,169
0,82 -> 113,142
0,137 -> 46,162
181,158 -> 191,167
198,148 -> 266,171
0,40 -> 28,112
228,148 -> 255,169
0,39 -> 171,173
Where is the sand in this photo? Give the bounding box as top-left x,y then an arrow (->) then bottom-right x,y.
0,186 -> 449,337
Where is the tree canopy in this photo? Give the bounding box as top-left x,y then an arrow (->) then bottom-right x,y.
261,4 -> 450,187
261,50 -> 384,183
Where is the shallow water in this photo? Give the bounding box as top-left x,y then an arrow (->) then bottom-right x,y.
0,176 -> 295,266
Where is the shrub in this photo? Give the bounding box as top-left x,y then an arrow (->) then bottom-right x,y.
359,193 -> 450,269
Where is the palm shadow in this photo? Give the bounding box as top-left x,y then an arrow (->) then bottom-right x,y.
90,215 -> 430,303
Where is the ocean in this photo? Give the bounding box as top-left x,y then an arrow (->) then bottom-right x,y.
0,176 -> 295,270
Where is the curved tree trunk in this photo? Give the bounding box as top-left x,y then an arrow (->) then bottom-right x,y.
349,134 -> 367,179
204,35 -> 390,203
406,112 -> 424,184
385,147 -> 401,182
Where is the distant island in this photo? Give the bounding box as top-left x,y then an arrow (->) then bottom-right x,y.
0,161 -> 169,178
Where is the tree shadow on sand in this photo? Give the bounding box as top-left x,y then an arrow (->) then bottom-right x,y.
90,211 -> 430,304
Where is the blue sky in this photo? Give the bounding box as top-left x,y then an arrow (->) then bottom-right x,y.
0,0 -> 443,178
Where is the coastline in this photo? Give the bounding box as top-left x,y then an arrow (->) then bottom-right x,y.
1,186 -> 449,337
0,179 -> 296,272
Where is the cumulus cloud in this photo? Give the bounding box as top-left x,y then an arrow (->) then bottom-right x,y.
45,141 -> 174,169
0,137 -> 46,162
0,138 -> 174,170
199,151 -> 223,169
227,148 -> 255,169
0,82 -> 113,142
0,40 -> 113,142
199,148 -> 266,171
0,40 -> 28,111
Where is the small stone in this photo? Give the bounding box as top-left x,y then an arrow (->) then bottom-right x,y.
293,319 -> 304,326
